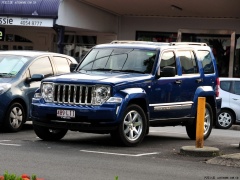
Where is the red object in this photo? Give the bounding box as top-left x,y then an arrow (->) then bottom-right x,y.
21,174 -> 30,179
0,176 -> 4,180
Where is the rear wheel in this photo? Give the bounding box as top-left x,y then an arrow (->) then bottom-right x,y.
33,122 -> 68,141
216,109 -> 234,129
186,102 -> 213,140
4,102 -> 26,132
111,104 -> 147,147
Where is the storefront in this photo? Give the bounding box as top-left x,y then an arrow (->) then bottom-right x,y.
1,1 -> 240,77
0,0 -> 117,61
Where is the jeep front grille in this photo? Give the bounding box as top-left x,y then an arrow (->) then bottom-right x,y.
53,84 -> 94,105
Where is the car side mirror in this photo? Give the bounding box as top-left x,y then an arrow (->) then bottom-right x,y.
157,66 -> 176,78
26,74 -> 44,83
70,63 -> 78,72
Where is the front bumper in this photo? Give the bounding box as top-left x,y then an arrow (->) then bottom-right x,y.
31,102 -> 120,132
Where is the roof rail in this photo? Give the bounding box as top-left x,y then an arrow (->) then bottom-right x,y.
111,40 -> 170,46
170,42 -> 207,46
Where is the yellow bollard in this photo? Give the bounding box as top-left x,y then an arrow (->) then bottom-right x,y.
196,97 -> 206,148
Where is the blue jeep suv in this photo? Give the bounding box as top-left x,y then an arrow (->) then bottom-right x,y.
31,41 -> 222,146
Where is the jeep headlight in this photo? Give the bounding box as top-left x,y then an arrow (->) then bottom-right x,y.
0,83 -> 11,95
93,86 -> 111,105
41,83 -> 54,102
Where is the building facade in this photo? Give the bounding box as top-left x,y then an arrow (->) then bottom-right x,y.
0,0 -> 240,77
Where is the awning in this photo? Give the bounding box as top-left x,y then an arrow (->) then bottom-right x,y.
0,0 -> 61,18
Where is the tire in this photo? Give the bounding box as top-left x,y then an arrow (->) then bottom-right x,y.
4,102 -> 26,132
186,102 -> 213,140
216,110 -> 234,129
33,122 -> 68,141
111,104 -> 147,147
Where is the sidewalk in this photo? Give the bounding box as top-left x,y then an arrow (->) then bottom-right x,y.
207,124 -> 240,167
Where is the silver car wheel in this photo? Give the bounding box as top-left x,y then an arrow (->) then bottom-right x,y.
9,106 -> 23,129
218,112 -> 232,127
204,108 -> 211,135
123,110 -> 143,142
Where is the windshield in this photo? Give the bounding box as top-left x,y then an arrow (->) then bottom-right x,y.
77,48 -> 157,74
0,55 -> 31,77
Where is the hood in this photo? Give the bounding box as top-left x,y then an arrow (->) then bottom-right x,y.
43,72 -> 151,85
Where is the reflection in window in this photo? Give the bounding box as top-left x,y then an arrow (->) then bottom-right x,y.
78,48 -> 157,74
198,50 -> 214,74
178,51 -> 198,74
29,57 -> 53,78
52,57 -> 70,74
0,55 -> 30,76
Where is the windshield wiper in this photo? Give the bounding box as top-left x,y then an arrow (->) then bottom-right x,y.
0,73 -> 15,77
91,68 -> 113,71
120,69 -> 145,74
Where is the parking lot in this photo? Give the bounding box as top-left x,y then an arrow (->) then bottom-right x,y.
0,124 -> 239,180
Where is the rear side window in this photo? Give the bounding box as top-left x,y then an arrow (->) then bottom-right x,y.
233,81 -> 240,95
178,50 -> 198,74
198,50 -> 214,74
220,81 -> 231,92
29,57 -> 53,78
52,56 -> 70,74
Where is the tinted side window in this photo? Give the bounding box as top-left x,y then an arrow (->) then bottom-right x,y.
52,56 -> 70,74
233,81 -> 240,95
220,81 -> 231,92
198,50 -> 214,74
29,57 -> 53,78
178,50 -> 198,75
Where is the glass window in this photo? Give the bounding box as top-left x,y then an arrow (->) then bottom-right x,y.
198,50 -> 214,74
52,56 -> 70,74
160,51 -> 176,68
0,55 -> 30,77
29,57 -> 53,78
220,81 -> 231,92
178,51 -> 198,74
233,81 -> 240,95
78,48 -> 157,74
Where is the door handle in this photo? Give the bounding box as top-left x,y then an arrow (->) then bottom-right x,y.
175,80 -> 182,84
196,78 -> 203,83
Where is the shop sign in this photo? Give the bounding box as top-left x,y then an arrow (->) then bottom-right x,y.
0,16 -> 54,27
0,27 -> 5,41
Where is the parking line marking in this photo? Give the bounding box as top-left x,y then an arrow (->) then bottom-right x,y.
80,150 -> 159,157
0,140 -> 21,146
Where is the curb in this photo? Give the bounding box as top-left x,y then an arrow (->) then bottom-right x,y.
180,146 -> 220,157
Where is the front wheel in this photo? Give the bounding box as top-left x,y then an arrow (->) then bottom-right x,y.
111,104 -> 147,147
4,102 -> 26,132
216,109 -> 234,129
186,102 -> 213,140
33,122 -> 68,141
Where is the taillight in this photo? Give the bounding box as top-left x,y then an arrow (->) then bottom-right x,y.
215,78 -> 220,97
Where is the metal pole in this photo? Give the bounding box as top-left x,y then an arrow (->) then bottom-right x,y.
196,97 -> 206,148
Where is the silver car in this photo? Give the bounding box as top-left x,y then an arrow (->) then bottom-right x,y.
217,77 -> 240,129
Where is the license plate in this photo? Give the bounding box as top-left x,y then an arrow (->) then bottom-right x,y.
57,109 -> 75,119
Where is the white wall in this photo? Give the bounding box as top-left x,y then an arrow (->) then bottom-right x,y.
119,17 -> 240,40
57,0 -> 118,33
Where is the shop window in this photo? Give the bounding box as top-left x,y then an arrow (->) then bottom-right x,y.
54,35 -> 96,62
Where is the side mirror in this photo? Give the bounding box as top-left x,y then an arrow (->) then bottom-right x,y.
157,66 -> 176,78
27,74 -> 44,83
70,63 -> 78,72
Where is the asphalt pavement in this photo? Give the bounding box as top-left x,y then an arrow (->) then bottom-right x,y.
191,125 -> 240,168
